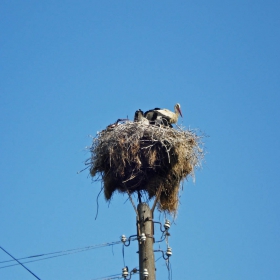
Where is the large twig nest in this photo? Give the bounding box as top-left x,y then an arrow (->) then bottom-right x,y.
88,121 -> 204,214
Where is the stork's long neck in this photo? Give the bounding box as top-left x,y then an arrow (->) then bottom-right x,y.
167,108 -> 177,124
174,107 -> 179,117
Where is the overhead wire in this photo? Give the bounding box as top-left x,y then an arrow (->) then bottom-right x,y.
0,240 -> 122,269
90,273 -> 123,280
155,255 -> 163,262
122,244 -> 125,267
97,252 -> 164,280
0,246 -> 41,280
166,258 -> 172,280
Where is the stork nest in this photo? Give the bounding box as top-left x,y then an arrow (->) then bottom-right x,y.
88,121 -> 204,214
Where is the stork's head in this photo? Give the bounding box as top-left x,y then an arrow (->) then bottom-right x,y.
175,103 -> 183,117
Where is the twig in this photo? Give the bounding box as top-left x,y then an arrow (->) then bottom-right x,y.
151,184 -> 164,213
95,187 -> 104,220
126,190 -> 139,219
122,175 -> 136,183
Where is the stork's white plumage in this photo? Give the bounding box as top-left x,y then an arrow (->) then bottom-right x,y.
144,103 -> 183,125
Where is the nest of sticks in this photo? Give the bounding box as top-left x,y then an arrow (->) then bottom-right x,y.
88,121 -> 204,214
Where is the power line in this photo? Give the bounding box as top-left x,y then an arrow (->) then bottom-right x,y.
0,246 -> 41,280
90,273 -> 123,280
0,241 -> 122,269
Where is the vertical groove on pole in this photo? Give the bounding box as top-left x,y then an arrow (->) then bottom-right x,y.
137,203 -> 156,280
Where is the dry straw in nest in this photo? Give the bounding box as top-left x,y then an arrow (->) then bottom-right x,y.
88,121 -> 204,214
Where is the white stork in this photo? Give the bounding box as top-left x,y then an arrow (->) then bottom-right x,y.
144,103 -> 183,125
134,109 -> 150,125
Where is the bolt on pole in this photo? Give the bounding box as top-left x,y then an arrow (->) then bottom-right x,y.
137,203 -> 155,280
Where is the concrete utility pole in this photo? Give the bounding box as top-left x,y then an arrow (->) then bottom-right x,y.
137,203 -> 155,280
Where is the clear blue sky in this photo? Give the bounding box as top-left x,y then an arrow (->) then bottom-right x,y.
1,1 -> 280,279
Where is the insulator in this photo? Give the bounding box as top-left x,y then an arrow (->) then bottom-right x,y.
143,268 -> 149,278
140,233 -> 146,243
164,220 -> 171,230
166,247 -> 172,257
121,235 -> 127,243
122,267 -> 129,278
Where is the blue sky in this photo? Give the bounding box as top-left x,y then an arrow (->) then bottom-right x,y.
1,1 -> 280,279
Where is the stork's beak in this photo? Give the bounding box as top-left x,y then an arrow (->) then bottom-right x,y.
178,107 -> 183,117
